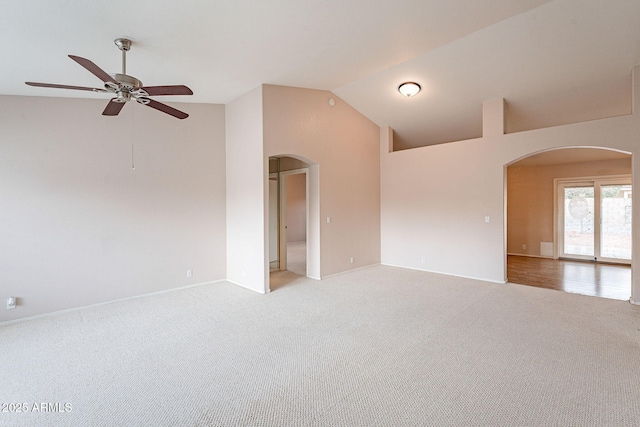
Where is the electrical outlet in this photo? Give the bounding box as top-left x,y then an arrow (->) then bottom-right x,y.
187,269 -> 193,278
421,256 -> 426,263
522,244 -> 527,250
7,297 -> 16,310
350,257 -> 354,264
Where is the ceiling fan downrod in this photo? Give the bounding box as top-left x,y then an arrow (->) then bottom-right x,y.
114,38 -> 131,75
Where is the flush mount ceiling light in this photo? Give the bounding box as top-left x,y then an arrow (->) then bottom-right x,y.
398,82 -> 421,97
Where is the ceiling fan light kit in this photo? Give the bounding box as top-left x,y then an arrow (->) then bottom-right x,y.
25,38 -> 193,119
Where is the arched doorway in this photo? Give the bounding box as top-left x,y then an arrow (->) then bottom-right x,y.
505,147 -> 632,300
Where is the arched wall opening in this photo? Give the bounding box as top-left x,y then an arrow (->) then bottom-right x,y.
267,154 -> 320,291
505,146 -> 632,300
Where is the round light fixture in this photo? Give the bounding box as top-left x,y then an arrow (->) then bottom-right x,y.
398,82 -> 421,97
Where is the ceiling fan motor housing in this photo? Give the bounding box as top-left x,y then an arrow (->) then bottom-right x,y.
114,91 -> 130,103
109,74 -> 142,91
108,73 -> 147,102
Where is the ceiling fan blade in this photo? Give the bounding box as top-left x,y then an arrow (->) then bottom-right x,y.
68,55 -> 119,87
141,85 -> 193,96
143,98 -> 189,119
102,99 -> 126,116
25,81 -> 108,93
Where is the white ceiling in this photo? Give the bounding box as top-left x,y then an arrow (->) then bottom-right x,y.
3,0 -> 640,149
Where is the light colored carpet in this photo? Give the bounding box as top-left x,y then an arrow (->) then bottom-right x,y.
2,265 -> 640,426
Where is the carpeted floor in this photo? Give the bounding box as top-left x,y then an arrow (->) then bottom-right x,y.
2,265 -> 640,426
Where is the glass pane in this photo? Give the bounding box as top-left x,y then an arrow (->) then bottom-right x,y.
564,186 -> 594,256
600,184 -> 632,260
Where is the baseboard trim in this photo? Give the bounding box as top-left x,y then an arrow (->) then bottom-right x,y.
320,263 -> 381,280
226,279 -> 268,294
507,253 -> 554,259
381,262 -> 507,284
0,279 -> 225,327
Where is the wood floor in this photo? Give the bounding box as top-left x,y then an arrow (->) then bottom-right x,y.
507,255 -> 631,301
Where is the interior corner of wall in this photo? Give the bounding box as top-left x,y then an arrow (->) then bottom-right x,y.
380,126 -> 393,154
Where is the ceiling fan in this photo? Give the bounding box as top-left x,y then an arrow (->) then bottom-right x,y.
26,38 -> 193,119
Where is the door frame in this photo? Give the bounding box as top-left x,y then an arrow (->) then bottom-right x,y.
554,174 -> 632,264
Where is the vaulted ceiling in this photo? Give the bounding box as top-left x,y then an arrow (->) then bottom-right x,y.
3,0 -> 639,149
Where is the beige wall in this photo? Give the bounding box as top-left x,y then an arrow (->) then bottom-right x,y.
381,66 -> 640,303
7,73 -> 640,322
227,85 -> 380,286
263,85 -> 381,278
507,157 -> 631,257
0,95 -> 227,322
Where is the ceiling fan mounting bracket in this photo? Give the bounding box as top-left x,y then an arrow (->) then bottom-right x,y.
114,38 -> 131,52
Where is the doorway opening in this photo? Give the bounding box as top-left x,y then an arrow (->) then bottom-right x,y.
268,156 -> 310,287
506,147 -> 632,300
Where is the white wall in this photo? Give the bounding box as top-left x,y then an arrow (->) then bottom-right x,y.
381,66 -> 640,303
225,86 -> 268,292
0,95 -> 227,322
263,85 -> 381,278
